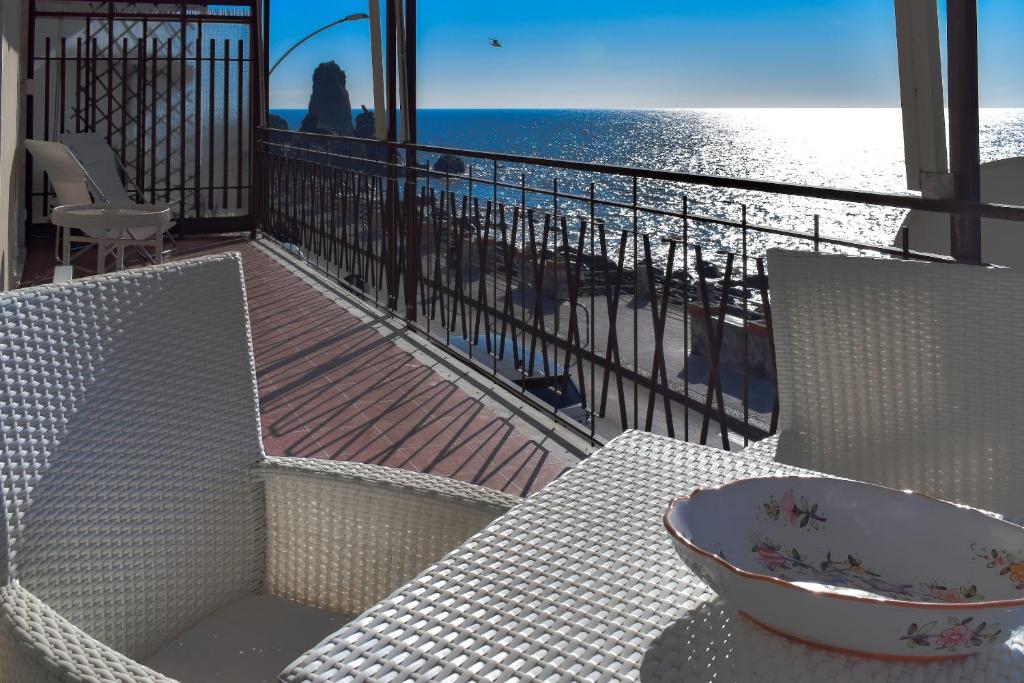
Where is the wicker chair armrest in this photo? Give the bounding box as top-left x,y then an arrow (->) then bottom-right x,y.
739,433 -> 780,460
255,457 -> 519,615
0,582 -> 174,683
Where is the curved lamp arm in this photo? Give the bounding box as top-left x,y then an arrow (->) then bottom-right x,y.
269,13 -> 370,75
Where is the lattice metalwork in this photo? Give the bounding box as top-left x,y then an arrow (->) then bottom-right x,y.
27,1 -> 256,234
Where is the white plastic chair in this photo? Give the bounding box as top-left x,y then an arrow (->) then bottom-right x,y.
59,132 -> 138,203
0,253 -> 518,682
62,131 -> 182,254
25,136 -> 173,275
749,248 -> 1024,518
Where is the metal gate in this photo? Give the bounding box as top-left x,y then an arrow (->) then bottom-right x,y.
26,1 -> 258,236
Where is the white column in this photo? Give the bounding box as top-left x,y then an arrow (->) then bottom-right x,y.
897,0 -> 950,196
368,0 -> 387,141
894,0 -> 949,196
0,0 -> 28,289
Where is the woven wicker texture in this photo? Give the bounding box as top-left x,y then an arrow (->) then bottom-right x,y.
0,582 -> 173,682
0,254 -> 265,662
282,430 -> 1024,682
0,254 -> 522,682
259,456 -> 518,615
739,433 -> 779,460
0,459 -> 517,683
767,249 -> 1024,518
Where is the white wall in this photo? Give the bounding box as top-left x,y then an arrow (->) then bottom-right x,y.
0,0 -> 27,289
896,157 -> 1024,268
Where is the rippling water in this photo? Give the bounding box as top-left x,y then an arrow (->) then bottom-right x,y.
271,108 -> 1024,260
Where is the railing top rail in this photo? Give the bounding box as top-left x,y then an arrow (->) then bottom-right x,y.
256,137 -> 952,262
256,126 -> 1024,223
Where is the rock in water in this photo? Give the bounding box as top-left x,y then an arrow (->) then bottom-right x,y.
433,153 -> 466,175
353,105 -> 388,162
353,104 -> 387,163
306,61 -> 354,136
354,105 -> 374,138
266,113 -> 293,149
299,111 -> 335,136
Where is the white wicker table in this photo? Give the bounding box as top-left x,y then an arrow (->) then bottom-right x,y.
281,431 -> 1024,682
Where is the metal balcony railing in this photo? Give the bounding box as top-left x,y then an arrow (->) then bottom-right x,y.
253,127 -> 1024,449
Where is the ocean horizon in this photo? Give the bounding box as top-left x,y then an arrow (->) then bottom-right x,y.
270,107 -> 1024,255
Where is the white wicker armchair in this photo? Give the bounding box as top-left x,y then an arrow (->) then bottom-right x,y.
749,248 -> 1024,518
0,253 -> 518,682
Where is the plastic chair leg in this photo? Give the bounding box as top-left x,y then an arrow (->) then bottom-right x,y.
96,239 -> 106,275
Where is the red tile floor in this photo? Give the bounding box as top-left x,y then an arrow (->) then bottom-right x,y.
19,235 -> 573,496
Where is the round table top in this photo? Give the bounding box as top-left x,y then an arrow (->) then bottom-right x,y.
50,203 -> 172,230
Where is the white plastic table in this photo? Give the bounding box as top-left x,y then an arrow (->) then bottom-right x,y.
281,431 -> 1024,682
50,203 -> 171,274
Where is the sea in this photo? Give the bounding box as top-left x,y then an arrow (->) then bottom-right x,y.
270,108 -> 1024,261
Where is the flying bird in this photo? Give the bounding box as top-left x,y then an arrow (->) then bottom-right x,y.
489,38 -> 502,48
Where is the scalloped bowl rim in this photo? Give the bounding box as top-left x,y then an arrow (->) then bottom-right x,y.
663,475 -> 1024,610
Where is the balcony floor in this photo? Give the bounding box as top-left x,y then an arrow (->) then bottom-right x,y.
19,235 -> 579,496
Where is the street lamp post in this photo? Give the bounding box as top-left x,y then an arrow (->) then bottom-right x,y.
268,13 -> 370,75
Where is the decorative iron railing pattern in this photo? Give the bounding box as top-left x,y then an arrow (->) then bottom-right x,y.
254,127 -> 1024,448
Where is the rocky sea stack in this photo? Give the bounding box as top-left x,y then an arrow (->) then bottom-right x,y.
302,61 -> 354,136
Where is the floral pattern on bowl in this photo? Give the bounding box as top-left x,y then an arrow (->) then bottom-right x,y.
971,544 -> 1024,589
758,490 -> 827,530
750,534 -> 986,603
901,617 -> 1002,653
665,476 -> 1024,660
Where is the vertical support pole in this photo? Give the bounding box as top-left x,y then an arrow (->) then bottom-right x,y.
3,0 -> 31,286
42,37 -> 50,210
26,1 -> 36,82
385,0 -> 397,144
25,93 -> 34,231
177,3 -> 186,226
25,0 -> 36,256
152,37 -> 160,204
405,0 -> 416,144
946,0 -> 982,263
394,0 -> 409,144
106,2 -> 113,143
207,37 -> 215,213
368,0 -> 387,141
403,0 -> 419,323
137,23 -> 148,194
251,0 -> 267,237
894,0 -> 948,193
193,25 -> 202,219
384,0 -> 398,309
165,41 -> 173,205
236,38 -> 243,210
263,0 -> 270,124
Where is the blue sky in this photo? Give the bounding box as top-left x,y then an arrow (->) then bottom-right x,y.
268,0 -> 1024,109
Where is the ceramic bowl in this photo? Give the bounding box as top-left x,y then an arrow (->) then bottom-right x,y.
664,476 -> 1024,660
